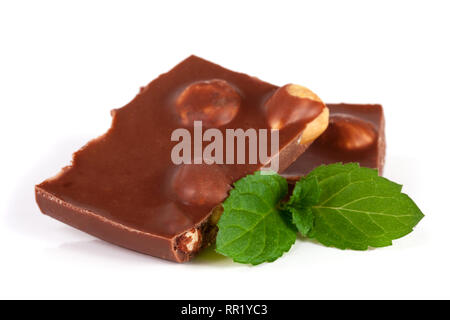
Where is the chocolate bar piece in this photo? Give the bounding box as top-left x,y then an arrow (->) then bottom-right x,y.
35,56 -> 327,262
282,103 -> 385,180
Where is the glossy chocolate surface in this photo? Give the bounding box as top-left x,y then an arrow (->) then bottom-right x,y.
282,103 -> 385,179
35,56 -> 324,262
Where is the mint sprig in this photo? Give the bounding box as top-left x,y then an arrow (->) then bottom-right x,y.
304,163 -> 424,250
215,163 -> 424,264
215,172 -> 297,265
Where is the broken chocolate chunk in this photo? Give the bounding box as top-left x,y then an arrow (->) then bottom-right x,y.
35,56 -> 327,262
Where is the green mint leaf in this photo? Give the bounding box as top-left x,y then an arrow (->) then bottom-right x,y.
289,175 -> 321,208
289,206 -> 315,236
306,163 -> 424,250
215,171 -> 296,265
282,175 -> 320,236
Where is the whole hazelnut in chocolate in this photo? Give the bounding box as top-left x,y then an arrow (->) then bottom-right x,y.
172,163 -> 231,207
319,116 -> 376,151
175,79 -> 241,127
265,84 -> 329,145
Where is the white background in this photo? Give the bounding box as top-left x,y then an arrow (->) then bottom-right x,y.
1,0 -> 449,299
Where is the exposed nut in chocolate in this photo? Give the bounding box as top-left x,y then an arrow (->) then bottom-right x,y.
265,84 -> 329,144
301,106 -> 329,145
175,79 -> 241,127
177,228 -> 202,253
172,163 -> 231,207
285,84 -> 322,102
319,116 -> 376,151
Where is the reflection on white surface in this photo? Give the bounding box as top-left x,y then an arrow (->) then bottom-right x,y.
5,138 -> 90,242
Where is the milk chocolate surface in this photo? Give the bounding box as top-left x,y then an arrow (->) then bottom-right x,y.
282,103 -> 385,179
35,56 -> 324,262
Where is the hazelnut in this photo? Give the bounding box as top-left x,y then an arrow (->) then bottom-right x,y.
301,106 -> 329,145
172,163 -> 231,207
177,228 -> 202,253
175,79 -> 240,127
319,116 -> 376,151
266,84 -> 329,144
